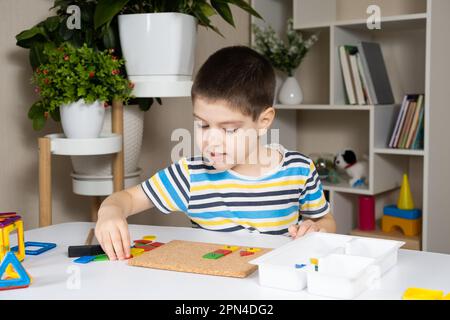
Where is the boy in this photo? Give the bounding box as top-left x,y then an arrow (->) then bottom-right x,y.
95,46 -> 336,261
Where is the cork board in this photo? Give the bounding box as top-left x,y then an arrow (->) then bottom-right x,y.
127,240 -> 271,278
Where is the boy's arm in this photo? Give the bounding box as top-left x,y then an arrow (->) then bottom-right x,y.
96,185 -> 154,260
289,212 -> 336,239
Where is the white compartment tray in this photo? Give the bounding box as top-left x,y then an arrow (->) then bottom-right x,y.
249,232 -> 404,299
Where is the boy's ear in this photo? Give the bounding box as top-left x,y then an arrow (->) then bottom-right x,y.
257,106 -> 276,131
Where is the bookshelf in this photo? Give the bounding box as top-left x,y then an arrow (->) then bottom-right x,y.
252,0 -> 450,253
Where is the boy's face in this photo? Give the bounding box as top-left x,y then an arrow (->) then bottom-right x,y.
193,96 -> 274,171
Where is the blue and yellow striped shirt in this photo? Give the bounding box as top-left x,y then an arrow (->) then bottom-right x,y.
141,144 -> 330,235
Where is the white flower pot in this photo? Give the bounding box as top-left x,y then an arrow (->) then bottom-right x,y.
70,105 -> 144,176
60,99 -> 105,139
278,77 -> 303,105
118,13 -> 197,84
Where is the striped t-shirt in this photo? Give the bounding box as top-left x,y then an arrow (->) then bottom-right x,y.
141,144 -> 330,235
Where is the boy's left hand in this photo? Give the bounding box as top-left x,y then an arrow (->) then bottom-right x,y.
288,220 -> 326,239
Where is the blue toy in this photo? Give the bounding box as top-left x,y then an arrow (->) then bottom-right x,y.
73,256 -> 95,264
383,205 -> 421,220
12,241 -> 57,256
0,251 -> 31,290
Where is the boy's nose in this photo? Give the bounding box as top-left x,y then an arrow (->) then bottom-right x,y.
206,128 -> 224,147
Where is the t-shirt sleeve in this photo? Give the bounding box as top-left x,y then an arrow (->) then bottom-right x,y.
140,157 -> 190,214
299,159 -> 330,218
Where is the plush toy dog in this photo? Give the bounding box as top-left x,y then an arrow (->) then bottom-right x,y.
334,150 -> 368,187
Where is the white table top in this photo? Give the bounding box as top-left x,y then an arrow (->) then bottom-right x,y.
1,222 -> 449,300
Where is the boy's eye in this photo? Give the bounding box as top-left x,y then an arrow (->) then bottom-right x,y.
223,128 -> 239,134
196,123 -> 209,129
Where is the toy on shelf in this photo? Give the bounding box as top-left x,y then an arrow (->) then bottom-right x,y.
358,196 -> 376,231
382,174 -> 422,237
334,150 -> 368,187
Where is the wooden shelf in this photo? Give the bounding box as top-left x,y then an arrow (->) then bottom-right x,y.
322,181 -> 372,195
275,104 -> 372,111
374,148 -> 425,156
351,227 -> 421,251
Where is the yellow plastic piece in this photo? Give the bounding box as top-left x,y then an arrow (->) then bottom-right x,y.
1,220 -> 25,262
382,215 -> 421,237
246,247 -> 261,253
130,248 -> 145,257
403,288 -> 444,300
221,245 -> 240,252
310,258 -> 319,265
142,235 -> 156,241
398,174 -> 415,210
443,294 -> 450,300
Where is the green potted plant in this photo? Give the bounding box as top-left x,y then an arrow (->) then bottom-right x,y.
252,18 -> 319,105
32,43 -> 132,138
94,0 -> 263,94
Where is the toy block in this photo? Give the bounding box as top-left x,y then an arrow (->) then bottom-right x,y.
295,264 -> 306,269
130,248 -> 145,257
443,294 -> 450,300
383,205 -> 421,220
202,252 -> 224,260
68,244 -> 104,258
73,256 -> 95,264
382,215 -> 421,237
398,174 -> 415,210
1,219 -> 25,262
403,288 -> 444,300
12,241 -> 56,256
221,245 -> 240,252
239,251 -> 254,257
213,249 -> 232,256
142,235 -> 156,241
246,247 -> 261,253
134,239 -> 153,245
0,214 -> 21,228
93,254 -> 109,262
0,252 -> 31,290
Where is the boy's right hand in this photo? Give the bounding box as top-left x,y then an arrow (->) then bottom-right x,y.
95,206 -> 131,261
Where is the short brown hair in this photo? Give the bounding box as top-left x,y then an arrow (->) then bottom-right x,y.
191,46 -> 275,121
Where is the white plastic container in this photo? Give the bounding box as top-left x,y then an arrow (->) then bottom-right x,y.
306,254 -> 380,299
250,233 -> 353,291
249,233 -> 404,298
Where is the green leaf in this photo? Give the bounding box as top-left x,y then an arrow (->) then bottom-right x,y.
101,23 -> 118,50
28,101 -> 43,120
50,107 -> 61,122
227,0 -> 263,20
33,114 -> 46,131
43,16 -> 60,32
211,1 -> 234,27
29,42 -> 48,69
94,0 -> 130,29
15,26 -> 47,48
198,1 -> 216,17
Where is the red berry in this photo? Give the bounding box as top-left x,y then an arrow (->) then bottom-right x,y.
44,78 -> 50,85
89,71 -> 95,78
43,69 -> 48,75
64,55 -> 69,61
128,82 -> 135,89
103,102 -> 109,108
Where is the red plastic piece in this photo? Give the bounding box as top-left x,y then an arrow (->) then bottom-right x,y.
133,239 -> 153,245
214,249 -> 232,256
149,242 -> 164,247
240,251 -> 254,257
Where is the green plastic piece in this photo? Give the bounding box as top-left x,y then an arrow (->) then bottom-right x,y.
202,252 -> 224,260
93,254 -> 109,262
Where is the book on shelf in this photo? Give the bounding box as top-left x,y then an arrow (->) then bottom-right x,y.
339,42 -> 394,106
388,94 -> 424,150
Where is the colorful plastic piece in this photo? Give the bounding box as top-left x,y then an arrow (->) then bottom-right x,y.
403,288 -> 444,300
246,247 -> 261,253
68,244 -> 104,258
310,258 -> 319,272
12,241 -> 56,256
398,174 -> 415,210
213,249 -> 232,256
134,244 -> 155,251
0,215 -> 25,263
382,215 -> 421,236
221,245 -> 240,252
383,205 -> 421,220
130,248 -> 145,257
240,251 -> 254,257
203,252 -> 224,260
0,252 -> 31,291
134,239 -> 153,245
295,264 -> 307,269
149,242 -> 164,247
142,235 -> 156,241
73,256 -> 95,264
93,254 -> 109,262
